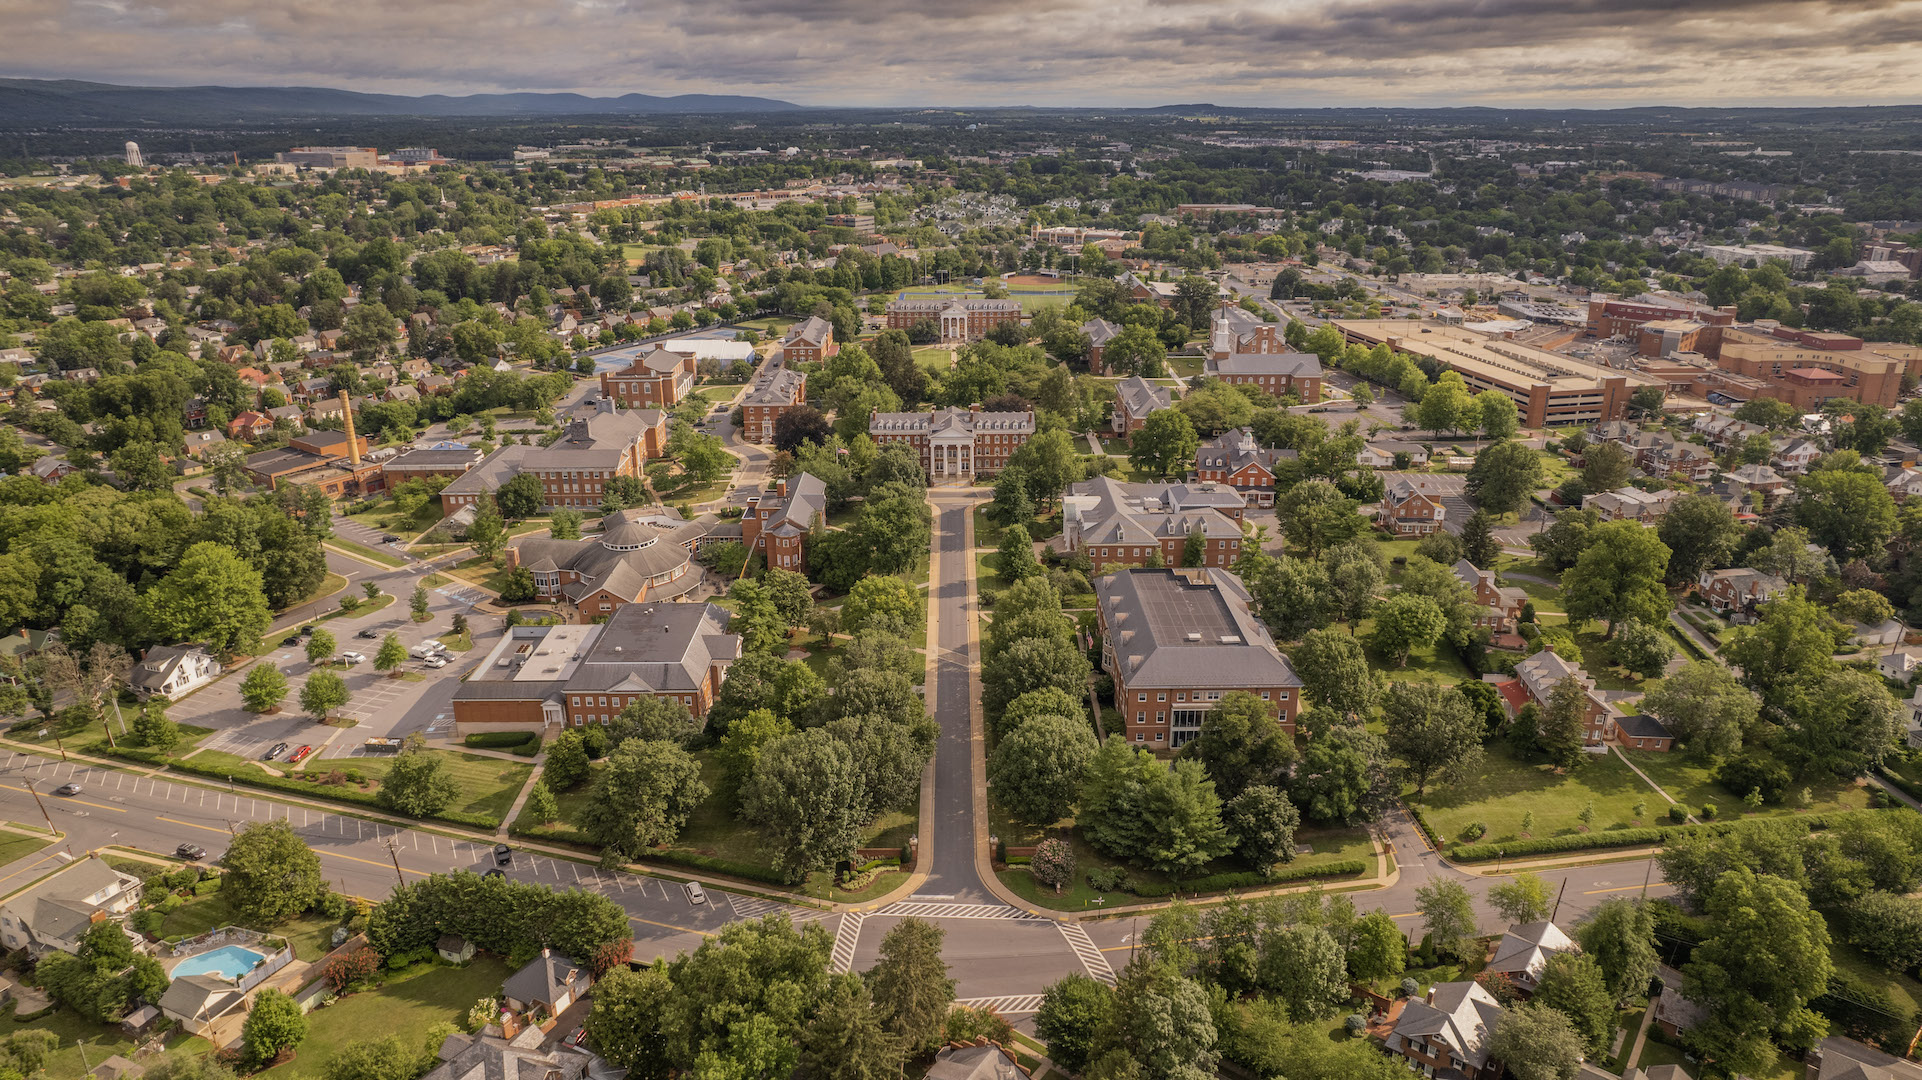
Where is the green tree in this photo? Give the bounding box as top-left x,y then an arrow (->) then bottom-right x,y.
867,918 -> 954,1056
1347,911 -> 1406,983
581,739 -> 709,857
740,730 -> 866,883
1681,868 -> 1833,1075
223,820 -> 324,925
1534,953 -> 1615,1053
1130,409 -> 1200,479
298,669 -> 350,721
1465,439 -> 1545,515
1478,391 -> 1520,441
378,748 -> 460,818
525,781 -> 560,825
549,509 -> 583,540
242,988 -> 308,1066
726,578 -> 787,655
240,664 -> 288,713
467,495 -> 505,561
1258,924 -> 1348,1022
1460,509 -> 1499,568
1277,480 -> 1360,557
1778,668 -> 1903,779
1575,898 -> 1658,1004
1658,494 -> 1744,584
1796,466 -> 1897,561
799,974 -> 902,1080
841,575 -> 922,636
374,632 -> 407,675
998,523 -> 1043,583
1844,891 -> 1922,972
1365,593 -> 1445,667
583,966 -> 674,1073
1381,682 -> 1484,795
1222,784 -> 1299,873
1414,879 -> 1478,963
1292,628 -> 1381,718
1560,520 -> 1671,636
1610,619 -> 1675,680
989,711 -> 1098,827
542,729 -> 590,790
1530,507 -> 1601,570
1182,691 -> 1298,799
1538,675 -> 1590,770
761,567 -> 814,627
983,636 -> 1091,723
409,585 -> 430,620
1580,440 -> 1633,493
1485,1002 -> 1585,1080
1323,539 -> 1387,629
1736,397 -> 1800,429
1722,587 -> 1841,705
1108,962 -> 1219,1080
1035,974 -> 1116,1074
1489,870 -> 1553,925
1414,372 -> 1474,436
141,541 -> 273,657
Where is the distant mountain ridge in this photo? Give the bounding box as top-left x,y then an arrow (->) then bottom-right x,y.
0,78 -> 806,125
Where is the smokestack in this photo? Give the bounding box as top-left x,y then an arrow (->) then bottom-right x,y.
340,391 -> 360,465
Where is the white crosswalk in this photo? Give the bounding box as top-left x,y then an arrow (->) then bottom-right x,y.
829,912 -> 865,973
956,995 -> 1044,1016
877,902 -> 1043,921
1058,922 -> 1115,985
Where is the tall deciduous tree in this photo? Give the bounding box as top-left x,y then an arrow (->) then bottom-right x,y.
1366,593 -> 1445,667
141,541 -> 272,657
1560,521 -> 1671,636
1466,439 -> 1545,515
1534,953 -> 1616,1053
866,918 -> 954,1056
223,820 -> 324,925
240,664 -> 288,713
1657,494 -> 1744,584
989,711 -> 1098,827
582,739 -> 710,857
1485,1002 -> 1585,1080
1381,682 -> 1484,795
242,988 -> 308,1066
1292,628 -> 1381,719
298,669 -> 350,721
1488,871 -> 1553,925
1681,868 -> 1833,1076
798,974 -> 902,1080
740,729 -> 866,883
1796,466 -> 1897,561
1415,879 -> 1479,963
1130,409 -> 1200,479
1182,691 -> 1298,800
1580,441 -> 1633,493
1575,898 -> 1658,1004
1277,480 -> 1360,557
378,748 -> 460,818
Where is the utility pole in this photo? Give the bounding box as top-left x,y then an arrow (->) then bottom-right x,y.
1551,877 -> 1569,923
1640,855 -> 1655,898
26,781 -> 55,837
383,838 -> 406,888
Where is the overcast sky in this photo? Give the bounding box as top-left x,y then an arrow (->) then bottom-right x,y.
12,0 -> 1922,108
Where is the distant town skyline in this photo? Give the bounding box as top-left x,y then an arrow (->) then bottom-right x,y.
10,0 -> 1922,109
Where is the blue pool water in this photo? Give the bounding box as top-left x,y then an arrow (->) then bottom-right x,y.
171,945 -> 267,981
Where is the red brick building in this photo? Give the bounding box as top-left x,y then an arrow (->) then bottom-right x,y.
1193,428 -> 1295,508
1111,375 -> 1171,438
599,347 -> 695,408
780,316 -> 837,364
740,368 -> 807,444
741,473 -> 827,572
885,298 -> 1021,342
1381,476 -> 1449,535
869,406 -> 1034,481
1083,318 -> 1122,374
440,400 -> 663,517
1096,568 -> 1302,752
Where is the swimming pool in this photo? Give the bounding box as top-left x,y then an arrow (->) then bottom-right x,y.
171,945 -> 267,981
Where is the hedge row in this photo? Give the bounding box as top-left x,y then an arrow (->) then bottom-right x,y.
1124,859 -> 1369,898
1878,768 -> 1922,803
464,732 -> 536,750
1447,810 -> 1864,863
639,848 -> 789,886
92,743 -> 502,830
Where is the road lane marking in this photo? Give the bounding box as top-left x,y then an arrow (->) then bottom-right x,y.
628,915 -> 712,938
1583,883 -> 1668,895
0,784 -> 126,814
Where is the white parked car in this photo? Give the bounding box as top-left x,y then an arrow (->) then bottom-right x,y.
422,655 -> 449,669
339,651 -> 367,665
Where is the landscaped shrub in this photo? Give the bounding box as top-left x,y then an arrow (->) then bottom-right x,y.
1668,805 -> 1688,824
464,732 -> 537,750
1086,866 -> 1125,892
1700,803 -> 1717,820
1120,861 -> 1368,898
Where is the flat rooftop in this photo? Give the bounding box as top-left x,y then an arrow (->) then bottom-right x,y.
1334,319 -> 1664,392
469,624 -> 601,684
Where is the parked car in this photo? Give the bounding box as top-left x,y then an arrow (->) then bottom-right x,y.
422,655 -> 448,669
287,745 -> 314,765
281,634 -> 301,647
53,783 -> 81,796
339,652 -> 366,665
493,844 -> 513,866
176,844 -> 208,861
683,881 -> 706,905
299,624 -> 314,637
356,629 -> 379,639
263,742 -> 289,760
382,534 -> 402,543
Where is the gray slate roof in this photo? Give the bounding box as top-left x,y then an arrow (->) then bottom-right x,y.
1097,569 -> 1300,690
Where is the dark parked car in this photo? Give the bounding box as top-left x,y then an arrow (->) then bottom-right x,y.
299,624 -> 314,637
356,629 -> 379,639
264,742 -> 288,760
281,635 -> 301,647
176,844 -> 207,861
482,868 -> 505,880
382,534 -> 401,543
493,844 -> 513,866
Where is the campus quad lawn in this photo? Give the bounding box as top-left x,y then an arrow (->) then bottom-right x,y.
0,1003 -> 140,1080
263,957 -> 513,1080
1620,749 -> 1870,820
1408,743 -> 1674,845
157,890 -> 340,962
1351,616 -> 1474,687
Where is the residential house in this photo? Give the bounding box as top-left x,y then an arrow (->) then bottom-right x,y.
183,397 -> 208,429
1384,982 -> 1505,1080
129,645 -> 222,700
1513,648 -> 1617,746
1083,318 -> 1122,375
1381,476 -> 1450,535
1586,486 -> 1677,523
1692,413 -> 1766,448
1887,466 -> 1922,502
928,1042 -> 1029,1080
1772,438 -> 1823,474
1651,967 -> 1707,1041
501,949 -> 593,1029
1724,464 -> 1790,508
181,430 -> 228,460
1111,376 -> 1171,438
422,1028 -> 592,1080
1453,560 -> 1528,631
1483,921 -> 1577,998
1358,441 -> 1431,470
1615,713 -> 1676,752
1853,618 -> 1905,647
451,601 -> 741,733
1878,647 -> 1922,682
741,473 -> 827,572
781,315 -> 837,364
226,412 -> 274,440
1193,428 -> 1296,508
1096,568 -> 1304,750
1803,1036 -> 1922,1080
0,857 -> 142,956
1697,567 -> 1788,621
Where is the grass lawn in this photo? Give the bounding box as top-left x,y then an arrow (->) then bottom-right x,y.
1629,1033 -> 1693,1074
1409,743 -> 1676,846
344,498 -> 442,540
1570,628 -> 1663,692
263,957 -> 513,1080
976,552 -> 1012,607
326,537 -> 409,569
913,346 -> 955,373
1166,354 -> 1204,378
158,890 -> 342,962
448,555 -> 515,594
0,1005 -> 139,1080
1372,536 -> 1422,563
280,572 -> 350,614
312,750 -> 533,825
0,830 -> 55,871
1823,908 -> 1922,1027
694,385 -> 738,405
1622,749 -> 1871,820
1353,616 -> 1474,686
